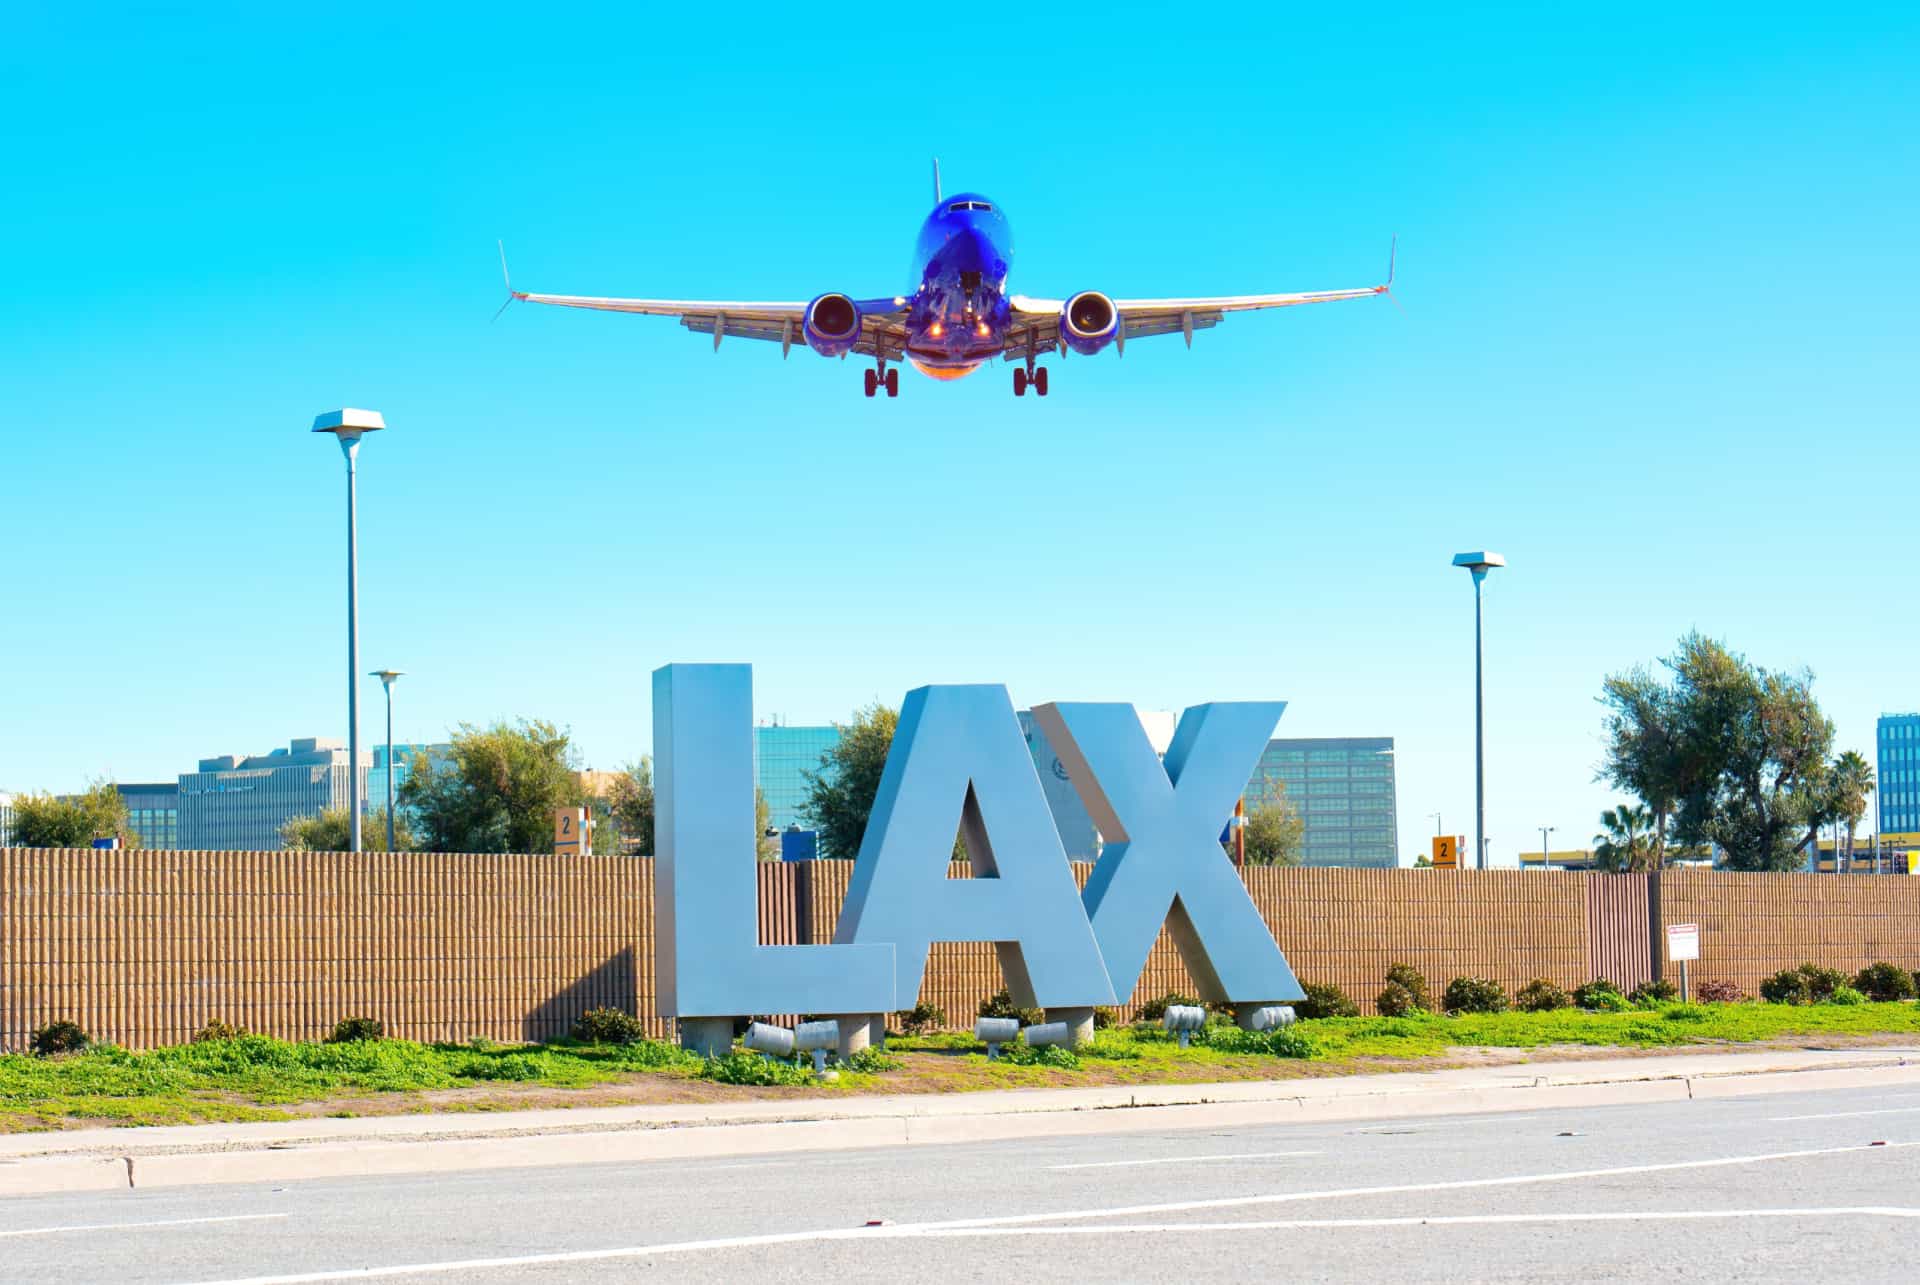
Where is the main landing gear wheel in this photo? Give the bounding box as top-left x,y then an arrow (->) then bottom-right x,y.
864,369 -> 878,398
1014,367 -> 1050,397
885,368 -> 898,397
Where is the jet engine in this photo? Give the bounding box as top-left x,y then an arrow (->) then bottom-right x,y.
1058,290 -> 1120,355
804,292 -> 862,357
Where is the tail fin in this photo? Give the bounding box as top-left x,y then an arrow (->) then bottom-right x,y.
932,157 -> 942,203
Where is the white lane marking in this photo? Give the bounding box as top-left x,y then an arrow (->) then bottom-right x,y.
1049,1150 -> 1318,1171
919,1207 -> 1920,1235
1770,1105 -> 1920,1121
1,1213 -> 286,1240
182,1142 -> 1911,1284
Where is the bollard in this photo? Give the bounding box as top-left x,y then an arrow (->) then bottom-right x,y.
1161,1004 -> 1207,1048
743,1021 -> 796,1059
1023,1020 -> 1073,1049
975,1016 -> 1020,1059
795,1020 -> 842,1078
1245,1005 -> 1296,1032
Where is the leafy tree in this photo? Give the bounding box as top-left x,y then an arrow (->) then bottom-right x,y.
280,806 -> 414,852
755,788 -> 777,861
1830,750 -> 1875,871
604,758 -> 655,855
1600,633 -> 1834,872
400,719 -> 586,853
800,703 -> 899,859
6,782 -> 134,848
1592,803 -> 1663,873
1235,795 -> 1304,866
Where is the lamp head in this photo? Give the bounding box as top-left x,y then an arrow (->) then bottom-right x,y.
1451,550 -> 1507,583
370,669 -> 405,689
312,408 -> 386,452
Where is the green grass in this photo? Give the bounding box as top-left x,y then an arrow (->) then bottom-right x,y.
5,1002 -> 1914,1131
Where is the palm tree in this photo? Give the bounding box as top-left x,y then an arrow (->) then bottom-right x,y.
1830,750 -> 1875,873
1593,803 -> 1660,873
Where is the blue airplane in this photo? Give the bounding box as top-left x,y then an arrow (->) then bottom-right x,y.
504,163 -> 1393,397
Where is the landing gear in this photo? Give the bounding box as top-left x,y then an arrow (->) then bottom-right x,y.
1013,365 -> 1049,397
865,358 -> 899,398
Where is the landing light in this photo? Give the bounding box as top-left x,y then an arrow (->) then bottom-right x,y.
929,322 -> 943,337
976,323 -> 989,337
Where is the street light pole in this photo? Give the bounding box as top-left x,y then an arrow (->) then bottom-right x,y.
314,410 -> 386,854
371,670 -> 405,851
1452,552 -> 1506,871
1539,824 -> 1555,873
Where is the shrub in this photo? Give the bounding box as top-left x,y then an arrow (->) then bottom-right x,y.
996,1041 -> 1080,1069
1384,963 -> 1431,1011
1853,962 -> 1918,1003
1135,991 -> 1203,1023
1662,1004 -> 1711,1022
30,1020 -> 90,1056
1515,979 -> 1570,1012
193,1018 -> 245,1043
1827,985 -> 1866,1006
1204,1024 -> 1315,1058
1759,968 -> 1812,1005
895,1001 -> 947,1035
699,1051 -> 814,1086
1797,963 -> 1847,1002
841,1045 -> 902,1073
1443,976 -> 1508,1015
1376,981 -> 1421,1017
1572,980 -> 1628,1012
572,1007 -> 647,1045
1296,983 -> 1360,1020
1695,979 -> 1743,1004
326,1016 -> 385,1043
977,989 -> 1043,1026
1629,979 -> 1678,1006
1092,1007 -> 1118,1031
1761,963 -> 1848,1005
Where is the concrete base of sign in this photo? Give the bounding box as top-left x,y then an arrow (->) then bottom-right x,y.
830,1014 -> 885,1058
676,1017 -> 734,1058
1045,1006 -> 1096,1046
1235,1003 -> 1291,1032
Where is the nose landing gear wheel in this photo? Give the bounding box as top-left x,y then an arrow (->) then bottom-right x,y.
864,369 -> 878,397
1013,368 -> 1027,397
885,368 -> 898,397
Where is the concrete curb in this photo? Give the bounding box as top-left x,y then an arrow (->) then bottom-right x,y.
3,1050 -> 1916,1195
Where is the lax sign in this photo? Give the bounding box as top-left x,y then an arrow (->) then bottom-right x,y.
654,664 -> 1304,1019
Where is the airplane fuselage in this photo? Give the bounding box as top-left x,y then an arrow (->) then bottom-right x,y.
904,192 -> 1012,379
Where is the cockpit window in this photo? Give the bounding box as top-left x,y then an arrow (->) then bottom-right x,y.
947,200 -> 994,212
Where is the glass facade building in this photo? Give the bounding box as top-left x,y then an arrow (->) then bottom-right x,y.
1877,713 -> 1920,835
1243,737 -> 1398,868
177,738 -> 369,850
117,783 -> 180,850
754,725 -> 842,831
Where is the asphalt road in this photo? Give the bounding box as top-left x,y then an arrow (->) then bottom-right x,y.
5,1081 -> 1920,1283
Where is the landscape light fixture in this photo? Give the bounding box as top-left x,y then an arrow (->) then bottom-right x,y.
1162,1004 -> 1206,1048
1023,1020 -> 1073,1050
314,409 -> 386,854
1245,1005 -> 1296,1032
974,1016 -> 1020,1059
370,670 -> 405,852
1451,551 -> 1506,871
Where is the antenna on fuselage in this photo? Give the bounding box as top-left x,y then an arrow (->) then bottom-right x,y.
932,157 -> 942,203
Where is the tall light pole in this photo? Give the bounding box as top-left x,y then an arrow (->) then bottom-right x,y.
1428,812 -> 1443,836
1452,552 -> 1506,871
313,409 -> 386,854
1538,824 -> 1556,873
371,670 -> 405,851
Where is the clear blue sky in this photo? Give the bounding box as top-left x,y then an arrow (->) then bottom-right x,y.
4,5 -> 1915,863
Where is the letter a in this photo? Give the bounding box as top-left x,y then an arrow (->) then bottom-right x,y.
1031,701 -> 1303,1007
835,685 -> 1116,1009
653,664 -> 894,1017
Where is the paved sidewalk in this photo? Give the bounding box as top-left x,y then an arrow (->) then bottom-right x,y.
3,1045 -> 1916,1196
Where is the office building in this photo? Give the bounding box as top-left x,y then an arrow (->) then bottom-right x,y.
177,737 -> 369,850
0,791 -> 14,846
1243,737 -> 1398,868
754,724 -> 841,831
117,783 -> 180,850
1878,713 -> 1920,836
367,743 -> 443,819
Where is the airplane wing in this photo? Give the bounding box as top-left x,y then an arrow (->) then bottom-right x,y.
1001,243 -> 1393,358
510,288 -> 913,359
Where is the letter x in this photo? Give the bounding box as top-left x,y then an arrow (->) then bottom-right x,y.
1031,701 -> 1303,1005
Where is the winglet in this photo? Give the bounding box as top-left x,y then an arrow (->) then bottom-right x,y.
1380,235 -> 1403,313
932,157 -> 942,204
492,239 -> 521,323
